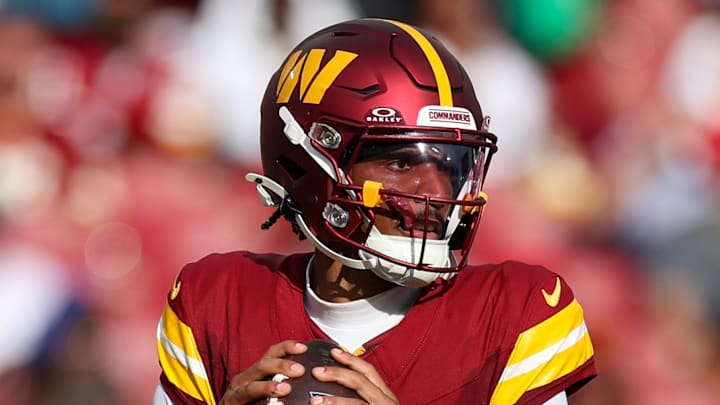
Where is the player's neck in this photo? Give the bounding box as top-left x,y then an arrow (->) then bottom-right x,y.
309,251 -> 396,303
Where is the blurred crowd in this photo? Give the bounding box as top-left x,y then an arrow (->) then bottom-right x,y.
0,0 -> 718,403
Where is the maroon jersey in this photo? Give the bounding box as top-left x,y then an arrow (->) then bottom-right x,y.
156,252 -> 596,404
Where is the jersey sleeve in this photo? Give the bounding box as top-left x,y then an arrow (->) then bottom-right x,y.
156,263 -> 219,405
489,266 -> 596,405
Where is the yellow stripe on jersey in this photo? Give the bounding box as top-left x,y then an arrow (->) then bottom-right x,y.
490,299 -> 594,405
157,305 -> 217,405
381,19 -> 453,107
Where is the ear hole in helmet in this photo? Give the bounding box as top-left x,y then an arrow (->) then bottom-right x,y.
277,155 -> 306,180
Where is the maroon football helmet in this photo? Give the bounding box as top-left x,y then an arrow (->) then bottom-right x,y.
247,19 -> 497,286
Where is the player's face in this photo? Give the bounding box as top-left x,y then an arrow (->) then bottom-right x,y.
350,142 -> 457,240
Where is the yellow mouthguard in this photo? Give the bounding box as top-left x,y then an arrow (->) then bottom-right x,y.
362,180 -> 383,207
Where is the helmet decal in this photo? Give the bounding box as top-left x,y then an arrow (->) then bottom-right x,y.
365,107 -> 404,124
416,106 -> 477,130
276,49 -> 358,104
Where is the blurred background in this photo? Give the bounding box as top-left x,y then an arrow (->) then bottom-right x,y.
0,0 -> 718,403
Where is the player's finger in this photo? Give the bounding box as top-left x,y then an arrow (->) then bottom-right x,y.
262,340 -> 308,359
311,365 -> 397,404
329,348 -> 396,399
229,357 -> 305,389
250,340 -> 307,381
227,340 -> 307,390
308,394 -> 368,405
222,379 -> 292,405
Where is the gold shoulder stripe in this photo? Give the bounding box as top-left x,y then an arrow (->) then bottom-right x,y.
160,304 -> 204,363
489,299 -> 594,405
512,298 -> 585,358
381,19 -> 453,107
156,305 -> 216,405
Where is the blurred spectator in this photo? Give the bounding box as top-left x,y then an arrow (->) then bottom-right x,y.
0,237 -> 73,375
2,0 -> 100,34
353,0 -> 413,21
414,0 -> 553,184
180,0 -> 359,164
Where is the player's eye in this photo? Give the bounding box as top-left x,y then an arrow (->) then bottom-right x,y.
386,158 -> 413,171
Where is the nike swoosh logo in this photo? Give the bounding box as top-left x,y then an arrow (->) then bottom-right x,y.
170,280 -> 182,300
542,277 -> 561,307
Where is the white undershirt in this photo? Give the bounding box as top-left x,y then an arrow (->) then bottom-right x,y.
303,257 -> 420,353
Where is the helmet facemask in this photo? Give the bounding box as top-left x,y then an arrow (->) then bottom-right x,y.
249,105 -> 496,287
318,128 -> 494,287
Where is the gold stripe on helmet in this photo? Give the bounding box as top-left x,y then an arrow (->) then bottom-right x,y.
380,19 -> 453,107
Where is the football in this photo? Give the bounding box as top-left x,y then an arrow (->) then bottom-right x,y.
256,339 -> 362,404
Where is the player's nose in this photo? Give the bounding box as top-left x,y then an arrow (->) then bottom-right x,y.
413,163 -> 453,199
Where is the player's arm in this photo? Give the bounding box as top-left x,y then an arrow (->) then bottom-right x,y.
156,298 -> 217,404
158,308 -> 308,405
490,270 -> 596,404
156,262 -> 234,404
157,271 -> 310,404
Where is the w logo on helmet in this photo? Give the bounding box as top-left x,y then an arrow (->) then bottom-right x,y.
276,49 -> 358,104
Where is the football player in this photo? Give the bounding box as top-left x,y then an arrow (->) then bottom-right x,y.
154,18 -> 596,404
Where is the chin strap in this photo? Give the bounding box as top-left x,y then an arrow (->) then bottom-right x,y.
359,227 -> 453,286
245,172 -> 454,287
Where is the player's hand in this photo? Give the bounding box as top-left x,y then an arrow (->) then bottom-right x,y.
309,348 -> 399,404
219,340 -> 308,405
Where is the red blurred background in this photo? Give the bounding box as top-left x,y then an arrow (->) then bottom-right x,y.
0,0 -> 718,403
